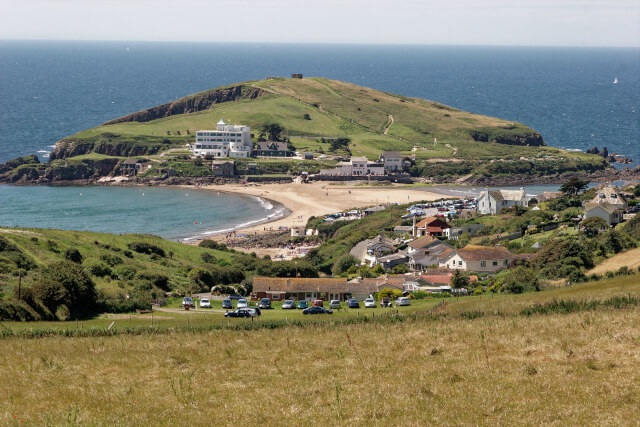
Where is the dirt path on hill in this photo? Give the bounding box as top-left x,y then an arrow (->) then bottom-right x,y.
445,143 -> 458,156
383,114 -> 394,135
587,247 -> 640,275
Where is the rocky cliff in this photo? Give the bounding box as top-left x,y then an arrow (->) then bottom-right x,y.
103,85 -> 266,125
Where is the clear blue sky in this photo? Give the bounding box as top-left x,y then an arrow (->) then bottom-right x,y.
0,0 -> 638,47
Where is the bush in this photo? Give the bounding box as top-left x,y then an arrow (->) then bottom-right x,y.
64,248 -> 83,264
113,265 -> 137,281
333,254 -> 359,275
198,240 -> 227,251
100,253 -> 123,267
127,242 -> 165,257
86,262 -> 112,277
135,272 -> 170,291
200,253 -> 217,264
39,261 -> 97,314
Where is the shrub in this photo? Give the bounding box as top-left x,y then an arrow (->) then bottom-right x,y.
100,253 -> 123,267
200,253 -> 217,264
64,248 -> 83,264
136,272 -> 170,291
127,242 -> 165,257
333,254 -> 359,275
86,262 -> 112,277
113,265 -> 137,281
40,261 -> 96,314
198,240 -> 226,251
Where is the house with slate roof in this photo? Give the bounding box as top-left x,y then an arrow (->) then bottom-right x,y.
439,245 -> 515,273
584,202 -> 624,226
477,187 -> 528,215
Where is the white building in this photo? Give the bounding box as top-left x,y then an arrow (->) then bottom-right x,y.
190,119 -> 252,158
318,157 -> 385,176
477,187 -> 528,215
380,151 -> 403,172
439,245 -> 515,273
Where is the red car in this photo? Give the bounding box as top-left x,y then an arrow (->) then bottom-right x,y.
312,299 -> 324,307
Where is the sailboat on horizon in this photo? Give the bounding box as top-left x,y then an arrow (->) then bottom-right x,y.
613,77 -> 618,84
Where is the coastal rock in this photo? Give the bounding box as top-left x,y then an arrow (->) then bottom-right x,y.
586,146 -> 600,155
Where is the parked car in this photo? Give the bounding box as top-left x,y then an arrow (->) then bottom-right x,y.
199,298 -> 211,308
247,307 -> 261,316
229,294 -> 242,300
380,298 -> 392,308
258,298 -> 272,309
347,298 -> 360,308
237,298 -> 248,309
222,299 -> 233,310
312,299 -> 324,307
281,300 -> 296,309
364,298 -> 376,308
297,300 -> 309,309
329,300 -> 341,309
303,306 -> 333,315
396,297 -> 411,306
181,297 -> 193,307
224,308 -> 254,318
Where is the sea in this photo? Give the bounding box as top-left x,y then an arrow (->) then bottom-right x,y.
0,41 -> 638,238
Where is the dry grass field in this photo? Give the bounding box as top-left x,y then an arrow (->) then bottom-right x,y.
587,247 -> 640,276
1,292 -> 639,425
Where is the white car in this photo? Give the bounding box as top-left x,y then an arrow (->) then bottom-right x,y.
396,297 -> 411,306
364,298 -> 376,308
199,298 -> 211,308
237,298 -> 248,309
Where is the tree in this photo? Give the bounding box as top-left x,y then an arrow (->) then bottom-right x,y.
391,264 -> 409,274
582,216 -> 608,238
333,254 -> 359,275
42,261 -> 96,313
379,288 -> 402,300
261,123 -> 284,142
560,177 -> 589,196
450,269 -> 469,289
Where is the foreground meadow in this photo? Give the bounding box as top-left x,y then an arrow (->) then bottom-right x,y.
1,300 -> 638,425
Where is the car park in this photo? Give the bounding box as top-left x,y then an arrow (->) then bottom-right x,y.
312,299 -> 324,307
347,298 -> 360,308
297,300 -> 309,309
222,299 -> 233,309
237,298 -> 248,309
258,298 -> 272,309
281,300 -> 296,309
396,297 -> 411,306
302,306 -> 333,315
199,298 -> 211,308
181,297 -> 193,307
364,298 -> 376,308
329,300 -> 341,309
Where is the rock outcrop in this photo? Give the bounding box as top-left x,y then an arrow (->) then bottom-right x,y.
103,85 -> 266,125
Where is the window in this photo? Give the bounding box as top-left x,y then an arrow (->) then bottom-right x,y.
458,260 -> 463,266
492,261 -> 498,266
504,260 -> 508,265
481,261 -> 486,267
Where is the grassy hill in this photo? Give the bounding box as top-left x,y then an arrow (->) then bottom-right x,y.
36,76 -> 607,180
0,275 -> 637,425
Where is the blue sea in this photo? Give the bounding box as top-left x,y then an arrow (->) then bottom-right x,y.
0,41 -> 638,237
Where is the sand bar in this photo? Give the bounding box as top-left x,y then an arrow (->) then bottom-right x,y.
192,182 -> 444,241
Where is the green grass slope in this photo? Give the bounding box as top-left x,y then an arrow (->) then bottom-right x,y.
51,77 -> 600,164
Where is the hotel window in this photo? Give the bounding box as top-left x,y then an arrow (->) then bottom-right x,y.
492,261 -> 498,266
481,261 -> 486,267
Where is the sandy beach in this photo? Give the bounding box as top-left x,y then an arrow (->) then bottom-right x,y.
192,182 -> 444,242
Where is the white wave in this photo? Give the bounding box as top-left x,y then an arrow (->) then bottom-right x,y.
190,208 -> 288,239
48,145 -> 56,148
253,195 -> 273,210
37,150 -> 51,153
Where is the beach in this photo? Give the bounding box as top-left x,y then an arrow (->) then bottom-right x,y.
193,182 -> 444,243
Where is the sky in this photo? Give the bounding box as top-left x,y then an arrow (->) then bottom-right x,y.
0,0 -> 638,47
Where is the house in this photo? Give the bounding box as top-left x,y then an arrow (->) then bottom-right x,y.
189,119 -> 252,158
448,223 -> 485,240
440,245 -> 515,273
121,158 -> 150,176
588,185 -> 627,210
211,160 -> 235,177
349,274 -> 421,295
318,157 -> 385,176
413,216 -> 451,238
380,151 -> 403,172
537,191 -> 563,202
407,239 -> 454,271
584,202 -> 624,226
290,226 -> 305,237
363,205 -> 386,216
476,187 -> 528,215
291,73 -> 303,79
376,253 -> 410,271
255,141 -> 291,157
253,277 -> 348,301
349,235 -> 397,267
